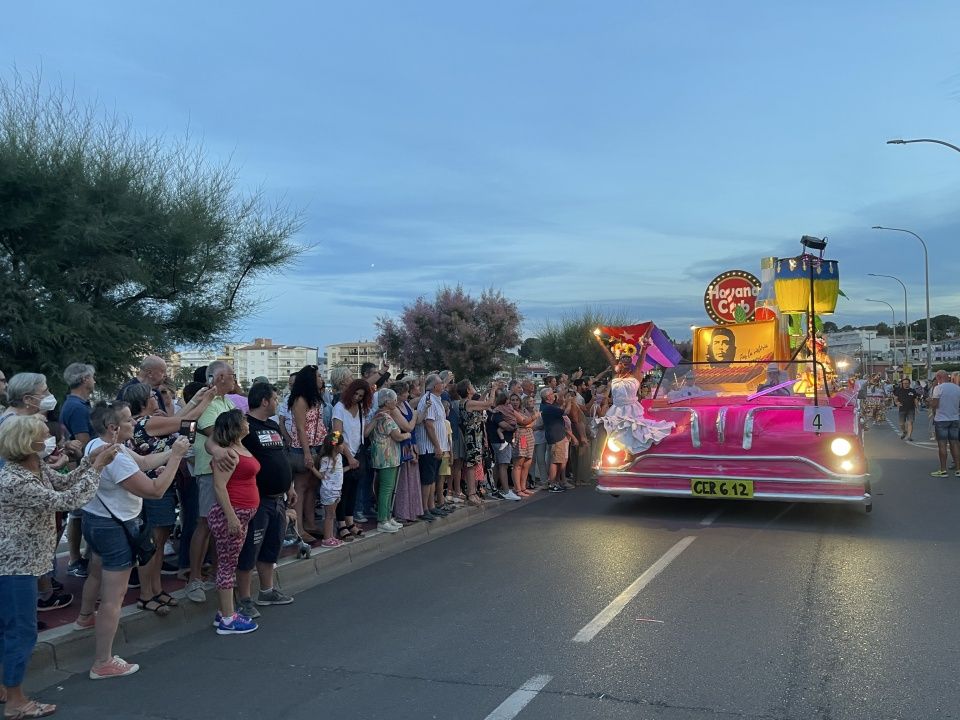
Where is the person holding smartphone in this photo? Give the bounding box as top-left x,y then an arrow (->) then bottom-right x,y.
77,401 -> 190,679
120,383 -> 213,613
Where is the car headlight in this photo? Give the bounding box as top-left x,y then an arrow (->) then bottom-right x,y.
606,437 -> 623,452
831,438 -> 852,457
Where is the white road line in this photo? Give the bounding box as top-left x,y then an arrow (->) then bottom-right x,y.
572,536 -> 697,643
699,508 -> 723,526
483,674 -> 553,720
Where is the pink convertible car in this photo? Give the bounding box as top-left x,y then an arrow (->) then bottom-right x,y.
596,362 -> 872,512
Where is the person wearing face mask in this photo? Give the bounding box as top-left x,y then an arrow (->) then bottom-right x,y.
0,373 -> 77,614
0,373 -> 59,430
0,414 -> 119,718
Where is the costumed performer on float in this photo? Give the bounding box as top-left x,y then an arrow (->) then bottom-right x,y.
592,327 -> 675,453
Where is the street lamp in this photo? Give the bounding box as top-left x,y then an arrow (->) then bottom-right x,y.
865,299 -> 896,368
871,226 -> 932,379
887,137 -> 960,153
867,272 -> 910,374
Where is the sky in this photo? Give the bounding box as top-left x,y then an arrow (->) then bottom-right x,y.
4,1 -> 960,352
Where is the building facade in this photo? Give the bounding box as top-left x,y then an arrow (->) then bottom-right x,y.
234,338 -> 318,385
325,342 -> 382,380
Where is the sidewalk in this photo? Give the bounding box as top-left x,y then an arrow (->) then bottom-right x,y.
27,490 -> 551,690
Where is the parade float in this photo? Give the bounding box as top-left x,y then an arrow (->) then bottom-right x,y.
595,236 -> 872,512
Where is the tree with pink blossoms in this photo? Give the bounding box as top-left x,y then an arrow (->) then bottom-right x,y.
376,285 -> 522,381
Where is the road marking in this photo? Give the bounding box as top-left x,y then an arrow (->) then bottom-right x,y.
572,536 -> 697,643
484,674 -> 553,720
699,508 -> 723,526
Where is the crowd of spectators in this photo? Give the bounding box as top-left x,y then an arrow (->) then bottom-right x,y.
0,356 -> 614,715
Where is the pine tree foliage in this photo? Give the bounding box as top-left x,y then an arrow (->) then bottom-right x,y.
0,74 -> 303,392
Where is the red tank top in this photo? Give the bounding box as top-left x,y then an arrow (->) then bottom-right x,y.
227,454 -> 261,510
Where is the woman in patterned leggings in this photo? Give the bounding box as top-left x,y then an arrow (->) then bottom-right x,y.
208,410 -> 261,635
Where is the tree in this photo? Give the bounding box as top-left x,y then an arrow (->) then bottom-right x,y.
538,306 -> 632,376
875,322 -> 892,336
375,285 -> 522,381
518,337 -> 543,361
931,314 -> 960,341
0,74 -> 304,395
822,321 -> 839,333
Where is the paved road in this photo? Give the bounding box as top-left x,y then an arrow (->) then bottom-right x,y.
39,409 -> 960,719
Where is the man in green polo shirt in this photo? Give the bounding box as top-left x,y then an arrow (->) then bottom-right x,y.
185,360 -> 240,603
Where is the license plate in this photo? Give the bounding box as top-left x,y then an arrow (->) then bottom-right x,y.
691,479 -> 754,499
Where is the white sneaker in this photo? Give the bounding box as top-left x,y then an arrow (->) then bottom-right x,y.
503,490 -> 522,501
377,522 -> 400,533
89,655 -> 140,680
386,518 -> 403,530
185,579 -> 206,603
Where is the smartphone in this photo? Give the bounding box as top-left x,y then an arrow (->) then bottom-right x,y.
179,420 -> 197,443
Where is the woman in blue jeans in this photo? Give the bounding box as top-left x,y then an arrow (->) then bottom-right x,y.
0,414 -> 117,718
75,402 -> 189,681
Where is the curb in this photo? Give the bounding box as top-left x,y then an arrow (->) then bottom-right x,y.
27,491 -> 550,690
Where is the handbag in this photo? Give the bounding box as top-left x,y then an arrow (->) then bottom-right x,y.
97,494 -> 156,567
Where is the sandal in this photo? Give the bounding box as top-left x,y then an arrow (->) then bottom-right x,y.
154,592 -> 178,607
466,493 -> 483,507
337,526 -> 355,542
4,700 -> 57,719
346,523 -> 364,538
137,597 -> 171,616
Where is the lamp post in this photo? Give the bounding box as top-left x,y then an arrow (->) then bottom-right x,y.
865,299 -> 896,369
887,137 -> 960,153
871,226 -> 932,380
867,272 -> 910,375
864,332 -> 876,376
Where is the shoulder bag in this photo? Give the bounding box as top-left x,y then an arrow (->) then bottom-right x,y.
96,494 -> 156,567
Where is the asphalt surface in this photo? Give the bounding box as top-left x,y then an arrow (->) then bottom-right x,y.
32,409 -> 960,720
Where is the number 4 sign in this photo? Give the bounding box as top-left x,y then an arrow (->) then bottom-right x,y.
803,406 -> 835,433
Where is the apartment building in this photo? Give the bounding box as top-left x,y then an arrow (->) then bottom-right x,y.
326,341 -> 382,380
234,338 -> 318,384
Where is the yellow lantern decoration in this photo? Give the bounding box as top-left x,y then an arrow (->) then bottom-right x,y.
773,256 -> 840,314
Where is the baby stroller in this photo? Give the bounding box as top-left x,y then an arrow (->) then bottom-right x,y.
282,507 -> 312,559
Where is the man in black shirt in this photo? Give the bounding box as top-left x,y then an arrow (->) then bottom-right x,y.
236,382 -> 297,618
892,377 -> 919,441
539,387 -> 568,493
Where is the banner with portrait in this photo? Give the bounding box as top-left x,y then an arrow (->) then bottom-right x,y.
692,320 -> 789,391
